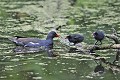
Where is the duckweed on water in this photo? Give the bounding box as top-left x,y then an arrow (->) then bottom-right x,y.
0,0 -> 120,80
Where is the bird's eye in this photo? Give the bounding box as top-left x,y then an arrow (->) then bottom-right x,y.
95,33 -> 98,35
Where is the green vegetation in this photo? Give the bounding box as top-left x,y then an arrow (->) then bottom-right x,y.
0,0 -> 120,80
67,0 -> 120,30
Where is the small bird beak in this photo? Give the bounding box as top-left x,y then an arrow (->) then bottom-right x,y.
92,32 -> 95,37
65,36 -> 69,39
56,34 -> 60,37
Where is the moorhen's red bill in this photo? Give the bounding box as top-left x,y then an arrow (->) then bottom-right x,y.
93,30 -> 105,45
66,34 -> 84,45
9,31 -> 59,49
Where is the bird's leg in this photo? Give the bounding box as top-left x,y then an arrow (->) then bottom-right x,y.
110,42 -> 115,47
95,41 -> 102,45
89,41 -> 98,53
89,40 -> 101,53
94,60 -> 99,64
46,48 -> 54,57
99,41 -> 102,45
94,40 -> 98,45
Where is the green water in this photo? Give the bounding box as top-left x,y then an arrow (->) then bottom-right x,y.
0,0 -> 120,80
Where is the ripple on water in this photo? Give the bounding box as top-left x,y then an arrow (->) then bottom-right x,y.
32,76 -> 42,80
35,62 -> 48,66
0,76 -> 7,79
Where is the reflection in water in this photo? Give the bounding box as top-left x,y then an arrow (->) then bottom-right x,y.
13,46 -> 57,57
20,70 -> 42,80
0,64 -> 7,79
13,46 -> 44,53
94,64 -> 104,74
113,49 -> 120,64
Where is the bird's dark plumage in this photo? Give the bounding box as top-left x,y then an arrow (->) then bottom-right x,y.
93,31 -> 105,45
9,31 -> 59,49
66,34 -> 84,45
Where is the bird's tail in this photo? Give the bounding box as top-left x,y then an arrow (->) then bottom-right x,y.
8,37 -> 17,42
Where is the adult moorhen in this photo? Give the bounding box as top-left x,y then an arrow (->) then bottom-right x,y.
9,31 -> 59,49
93,30 -> 105,45
66,34 -> 84,45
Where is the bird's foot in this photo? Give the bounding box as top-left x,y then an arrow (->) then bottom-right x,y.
109,43 -> 114,47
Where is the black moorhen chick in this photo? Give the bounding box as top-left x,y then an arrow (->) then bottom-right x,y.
66,34 -> 84,45
93,30 -> 105,45
9,31 -> 59,49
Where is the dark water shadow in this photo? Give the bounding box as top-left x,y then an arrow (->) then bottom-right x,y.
94,61 -> 105,74
92,52 -> 120,73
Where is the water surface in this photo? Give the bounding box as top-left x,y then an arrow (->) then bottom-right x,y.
0,0 -> 120,80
